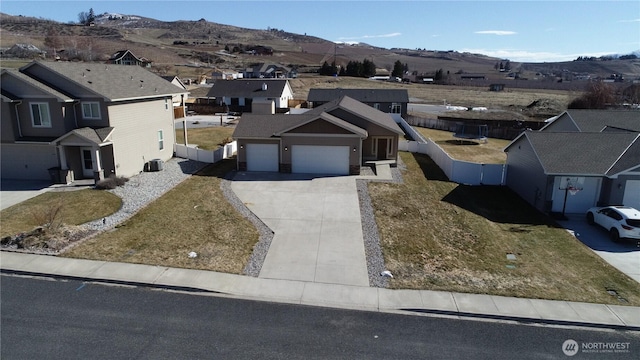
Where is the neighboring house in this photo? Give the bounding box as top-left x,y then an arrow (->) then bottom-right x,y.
109,50 -> 152,68
1,61 -> 187,182
232,95 -> 404,175
504,110 -> 640,214
307,88 -> 409,118
211,69 -> 243,80
206,79 -> 294,114
161,75 -> 189,117
243,63 -> 295,79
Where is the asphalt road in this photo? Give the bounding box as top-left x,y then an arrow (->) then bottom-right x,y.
2,275 -> 638,359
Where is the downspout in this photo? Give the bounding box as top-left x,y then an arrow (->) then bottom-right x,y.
72,101 -> 79,128
13,100 -> 23,138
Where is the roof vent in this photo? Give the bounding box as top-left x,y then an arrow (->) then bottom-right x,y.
261,82 -> 267,91
131,76 -> 134,80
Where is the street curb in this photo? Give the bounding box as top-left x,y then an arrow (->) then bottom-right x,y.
3,268 -> 639,332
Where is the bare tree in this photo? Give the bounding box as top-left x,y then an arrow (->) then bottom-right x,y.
568,81 -> 616,109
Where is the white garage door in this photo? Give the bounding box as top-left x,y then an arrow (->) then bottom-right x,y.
292,145 -> 350,175
623,180 -> 640,210
246,144 -> 279,172
551,177 -> 601,214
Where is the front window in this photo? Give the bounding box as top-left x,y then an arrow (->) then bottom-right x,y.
373,103 -> 380,110
82,102 -> 101,119
391,103 -> 401,114
30,103 -> 51,127
158,130 -> 164,150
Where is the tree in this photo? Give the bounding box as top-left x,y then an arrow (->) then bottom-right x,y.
568,81 -> 616,109
78,8 -> 95,25
44,28 -> 63,57
391,60 -> 404,78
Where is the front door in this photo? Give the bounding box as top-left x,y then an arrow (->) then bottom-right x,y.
80,147 -> 94,178
377,138 -> 388,160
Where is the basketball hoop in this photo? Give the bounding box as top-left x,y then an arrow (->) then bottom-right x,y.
568,186 -> 580,196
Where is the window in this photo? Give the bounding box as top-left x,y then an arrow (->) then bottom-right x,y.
30,103 -> 51,127
158,130 -> 164,150
81,102 -> 101,119
373,103 -> 380,110
391,103 -> 401,114
165,98 -> 169,110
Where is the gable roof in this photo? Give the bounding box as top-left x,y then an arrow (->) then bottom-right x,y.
311,95 -> 404,135
233,96 -> 403,140
20,61 -> 187,102
206,79 -> 289,98
543,109 -> 640,132
53,127 -> 115,145
308,88 -> 409,103
110,50 -> 141,61
1,68 -> 72,102
517,131 -> 640,176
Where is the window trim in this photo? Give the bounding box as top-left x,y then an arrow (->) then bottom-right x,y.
30,102 -> 52,128
391,102 -> 402,114
81,101 -> 101,120
158,130 -> 164,150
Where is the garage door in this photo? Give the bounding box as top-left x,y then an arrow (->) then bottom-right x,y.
292,145 -> 350,175
246,144 -> 279,172
623,180 -> 640,210
1,143 -> 58,180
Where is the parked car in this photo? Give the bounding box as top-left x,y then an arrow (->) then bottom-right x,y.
586,206 -> 640,242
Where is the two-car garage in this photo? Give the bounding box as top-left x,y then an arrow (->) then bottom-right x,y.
245,143 -> 351,175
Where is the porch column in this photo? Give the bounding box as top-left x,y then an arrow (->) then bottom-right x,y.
57,145 -> 68,170
93,146 -> 104,181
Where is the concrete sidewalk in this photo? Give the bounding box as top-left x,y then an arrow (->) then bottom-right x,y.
2,251 -> 639,331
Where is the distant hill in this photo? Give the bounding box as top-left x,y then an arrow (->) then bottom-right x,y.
1,11 -> 639,85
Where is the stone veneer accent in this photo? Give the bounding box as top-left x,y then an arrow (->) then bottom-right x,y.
238,162 -> 247,171
279,163 -> 292,173
350,165 -> 360,175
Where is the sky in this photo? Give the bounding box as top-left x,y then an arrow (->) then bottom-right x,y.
1,0 -> 639,62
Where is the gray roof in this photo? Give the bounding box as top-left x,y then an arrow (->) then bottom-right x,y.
53,127 -> 114,145
308,88 -> 409,103
20,61 -> 187,102
1,68 -> 72,102
233,95 -> 403,139
563,109 -> 640,132
523,131 -> 640,176
206,79 -> 289,98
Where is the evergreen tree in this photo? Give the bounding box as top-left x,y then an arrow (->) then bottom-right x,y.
391,60 -> 404,78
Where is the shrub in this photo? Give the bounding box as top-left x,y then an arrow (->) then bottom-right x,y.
96,175 -> 129,190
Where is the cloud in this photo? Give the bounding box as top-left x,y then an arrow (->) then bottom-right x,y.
618,18 -> 640,23
474,30 -> 517,36
461,48 -> 616,63
338,32 -> 402,41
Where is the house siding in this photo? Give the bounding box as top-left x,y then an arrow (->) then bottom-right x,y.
608,174 -> 640,206
14,98 -> 68,138
1,101 -> 17,141
107,98 -> 175,177
505,137 -> 550,212
541,113 -> 579,132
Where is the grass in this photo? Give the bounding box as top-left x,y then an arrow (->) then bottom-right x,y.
368,152 -> 640,305
63,159 -> 260,274
175,126 -> 235,150
415,127 -> 511,164
0,190 -> 122,238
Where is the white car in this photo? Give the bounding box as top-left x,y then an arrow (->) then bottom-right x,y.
586,206 -> 640,242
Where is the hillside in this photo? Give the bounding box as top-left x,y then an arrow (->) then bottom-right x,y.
3,11 -> 639,83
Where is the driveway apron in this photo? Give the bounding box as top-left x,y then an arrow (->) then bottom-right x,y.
231,173 -> 369,287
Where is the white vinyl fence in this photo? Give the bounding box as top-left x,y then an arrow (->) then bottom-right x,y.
396,117 -> 506,186
174,141 -> 237,163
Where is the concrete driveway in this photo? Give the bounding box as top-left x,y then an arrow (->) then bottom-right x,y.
0,180 -> 53,210
561,214 -> 640,283
231,172 -> 369,287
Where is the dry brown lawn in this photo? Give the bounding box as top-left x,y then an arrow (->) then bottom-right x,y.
1,190 -> 121,238
63,159 -> 259,274
175,126 -> 235,150
415,127 -> 510,164
368,152 -> 640,305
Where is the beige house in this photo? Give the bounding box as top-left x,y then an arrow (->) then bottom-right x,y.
1,61 -> 187,182
233,96 -> 404,175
